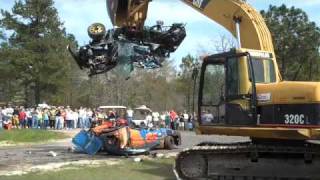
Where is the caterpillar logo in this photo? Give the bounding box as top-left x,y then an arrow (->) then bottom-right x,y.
185,0 -> 210,9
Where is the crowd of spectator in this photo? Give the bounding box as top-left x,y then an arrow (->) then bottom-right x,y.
153,110 -> 195,131
0,106 -> 95,130
0,105 -> 195,131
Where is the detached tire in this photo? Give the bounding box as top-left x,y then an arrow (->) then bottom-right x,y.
164,136 -> 175,150
87,23 -> 106,41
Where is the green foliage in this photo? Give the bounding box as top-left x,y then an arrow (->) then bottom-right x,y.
261,4 -> 320,81
0,0 -> 77,105
0,30 -> 4,40
33,55 -> 200,112
67,61 -> 184,111
0,129 -> 67,143
176,55 -> 200,112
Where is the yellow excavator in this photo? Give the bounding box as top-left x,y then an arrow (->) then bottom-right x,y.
102,0 -> 320,179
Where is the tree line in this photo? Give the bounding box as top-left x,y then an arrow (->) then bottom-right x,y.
0,0 -> 319,112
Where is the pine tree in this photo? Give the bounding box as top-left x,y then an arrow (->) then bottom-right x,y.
1,0 -> 77,105
261,5 -> 320,81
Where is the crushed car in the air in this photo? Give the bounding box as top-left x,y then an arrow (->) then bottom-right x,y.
68,22 -> 186,76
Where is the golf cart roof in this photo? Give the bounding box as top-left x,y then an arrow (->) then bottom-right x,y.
99,106 -> 127,109
134,105 -> 152,112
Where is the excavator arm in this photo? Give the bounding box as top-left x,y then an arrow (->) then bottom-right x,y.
107,0 -> 274,52
107,0 -> 150,30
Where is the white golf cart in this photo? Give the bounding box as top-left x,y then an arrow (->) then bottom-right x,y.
132,105 -> 152,127
98,106 -> 127,123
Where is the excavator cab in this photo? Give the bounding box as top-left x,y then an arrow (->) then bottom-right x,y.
198,49 -> 276,127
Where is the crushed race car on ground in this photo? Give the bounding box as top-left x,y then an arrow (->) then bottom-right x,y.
68,22 -> 186,76
72,121 -> 181,156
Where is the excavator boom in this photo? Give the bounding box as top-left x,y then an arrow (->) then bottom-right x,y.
181,0 -> 274,52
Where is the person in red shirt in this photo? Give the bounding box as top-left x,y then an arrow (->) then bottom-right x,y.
170,110 -> 177,130
18,108 -> 27,129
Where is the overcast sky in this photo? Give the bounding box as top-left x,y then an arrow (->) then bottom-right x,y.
1,0 -> 320,66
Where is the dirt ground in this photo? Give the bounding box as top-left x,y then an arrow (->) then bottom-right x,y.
0,130 -> 249,176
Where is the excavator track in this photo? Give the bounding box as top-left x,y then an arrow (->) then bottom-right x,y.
174,141 -> 320,180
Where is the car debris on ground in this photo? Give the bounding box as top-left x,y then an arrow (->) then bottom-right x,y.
48,151 -> 57,157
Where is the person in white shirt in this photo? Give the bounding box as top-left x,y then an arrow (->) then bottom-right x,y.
146,113 -> 153,128
78,107 -> 86,128
160,113 -> 165,121
73,109 -> 79,129
182,111 -> 189,130
152,111 -> 160,127
160,112 -> 166,128
183,112 -> 189,121
86,109 -> 93,128
5,106 -> 14,120
1,107 -> 7,122
127,108 -> 133,125
65,109 -> 73,130
2,106 -> 12,128
0,107 -> 3,129
26,109 -> 32,128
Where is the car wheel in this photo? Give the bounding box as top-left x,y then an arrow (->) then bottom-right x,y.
164,136 -> 175,150
87,23 -> 106,41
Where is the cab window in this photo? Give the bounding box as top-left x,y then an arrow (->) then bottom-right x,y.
251,59 -> 276,83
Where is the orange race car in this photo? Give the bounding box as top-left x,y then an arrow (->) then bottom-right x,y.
72,120 -> 181,155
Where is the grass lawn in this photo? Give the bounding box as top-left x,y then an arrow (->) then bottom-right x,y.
0,129 -> 68,144
0,158 -> 176,180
